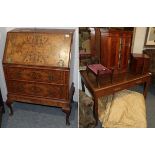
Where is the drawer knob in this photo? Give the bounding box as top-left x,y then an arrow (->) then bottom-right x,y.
136,80 -> 142,84
31,86 -> 41,94
114,87 -> 121,91
30,72 -> 41,80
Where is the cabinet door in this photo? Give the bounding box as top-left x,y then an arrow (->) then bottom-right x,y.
120,34 -> 132,70
100,34 -> 120,69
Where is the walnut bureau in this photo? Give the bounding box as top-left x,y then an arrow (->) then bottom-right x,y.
3,28 -> 75,125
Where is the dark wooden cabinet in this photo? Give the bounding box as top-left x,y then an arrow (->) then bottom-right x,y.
130,53 -> 150,74
90,28 -> 101,59
100,29 -> 133,73
143,49 -> 155,76
86,28 -> 133,73
3,28 -> 75,125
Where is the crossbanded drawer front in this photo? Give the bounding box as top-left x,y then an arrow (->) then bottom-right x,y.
5,67 -> 67,84
7,81 -> 67,100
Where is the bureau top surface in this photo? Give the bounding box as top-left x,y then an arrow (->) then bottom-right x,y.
3,29 -> 74,68
9,28 -> 74,34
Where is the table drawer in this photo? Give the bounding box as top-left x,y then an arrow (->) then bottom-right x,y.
109,79 -> 145,93
5,67 -> 68,84
7,80 -> 68,100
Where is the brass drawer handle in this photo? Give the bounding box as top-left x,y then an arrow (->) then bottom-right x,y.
30,86 -> 41,94
114,87 -> 122,91
136,80 -> 143,84
30,72 -> 41,80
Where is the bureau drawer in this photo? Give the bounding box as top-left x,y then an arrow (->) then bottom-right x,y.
7,81 -> 68,100
5,67 -> 68,84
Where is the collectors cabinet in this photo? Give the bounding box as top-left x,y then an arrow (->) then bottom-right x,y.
100,29 -> 133,73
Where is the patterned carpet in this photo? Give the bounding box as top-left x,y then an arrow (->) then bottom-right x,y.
97,83 -> 155,128
129,84 -> 155,128
1,84 -> 155,128
145,84 -> 155,128
96,84 -> 155,128
1,101 -> 78,128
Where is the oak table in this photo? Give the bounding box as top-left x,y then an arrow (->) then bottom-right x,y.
80,70 -> 152,125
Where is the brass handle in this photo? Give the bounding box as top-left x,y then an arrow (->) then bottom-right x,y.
114,87 -> 122,91
30,72 -> 41,80
31,86 -> 41,94
136,80 -> 143,84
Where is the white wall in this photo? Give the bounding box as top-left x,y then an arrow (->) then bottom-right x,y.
132,27 -> 155,54
78,72 -> 92,97
132,27 -> 147,54
0,27 -> 79,102
0,27 -> 8,101
70,28 -> 79,102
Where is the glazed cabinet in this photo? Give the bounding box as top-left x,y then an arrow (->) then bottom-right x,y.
100,29 -> 133,73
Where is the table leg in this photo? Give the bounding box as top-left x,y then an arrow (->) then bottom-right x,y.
93,95 -> 98,126
86,66 -> 89,75
81,79 -> 85,92
62,107 -> 71,126
111,69 -> 114,84
143,80 -> 150,99
96,75 -> 100,87
6,99 -> 13,116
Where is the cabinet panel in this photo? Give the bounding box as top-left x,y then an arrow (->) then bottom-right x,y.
100,34 -> 120,69
120,35 -> 132,70
5,67 -> 68,84
7,80 -> 67,100
100,30 -> 132,73
4,32 -> 35,64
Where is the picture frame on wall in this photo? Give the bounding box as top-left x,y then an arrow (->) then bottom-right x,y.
145,27 -> 155,47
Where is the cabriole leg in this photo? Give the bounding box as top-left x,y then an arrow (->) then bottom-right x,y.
6,99 -> 13,116
62,108 -> 71,126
